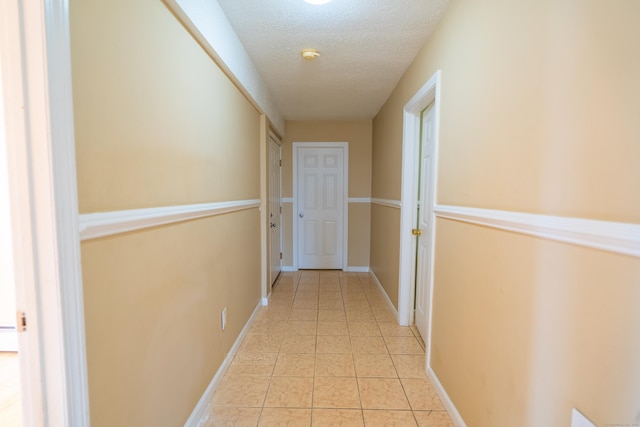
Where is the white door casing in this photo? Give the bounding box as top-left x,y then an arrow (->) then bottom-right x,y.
293,143 -> 348,270
0,0 -> 89,424
0,74 -> 17,352
398,71 -> 441,371
269,135 -> 282,286
414,104 -> 436,339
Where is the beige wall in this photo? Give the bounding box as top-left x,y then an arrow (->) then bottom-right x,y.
71,0 -> 262,424
282,120 -> 372,268
372,0 -> 640,426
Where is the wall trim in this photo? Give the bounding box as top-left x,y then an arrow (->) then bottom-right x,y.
79,199 -> 261,241
427,366 -> 467,427
282,197 -> 293,203
435,205 -> 640,258
371,198 -> 402,209
369,271 -> 399,322
281,266 -> 297,272
348,197 -> 371,204
184,300 -> 263,427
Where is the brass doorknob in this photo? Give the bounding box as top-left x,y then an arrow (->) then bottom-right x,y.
412,228 -> 422,236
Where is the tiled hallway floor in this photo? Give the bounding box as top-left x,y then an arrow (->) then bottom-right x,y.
203,270 -> 454,426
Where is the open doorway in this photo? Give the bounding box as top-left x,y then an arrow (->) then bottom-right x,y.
398,71 -> 441,368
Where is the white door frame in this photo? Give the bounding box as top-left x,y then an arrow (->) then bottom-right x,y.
269,132 -> 282,286
292,142 -> 349,271
398,71 -> 441,364
0,0 -> 89,425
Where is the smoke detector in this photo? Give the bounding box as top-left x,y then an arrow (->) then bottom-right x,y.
301,49 -> 321,61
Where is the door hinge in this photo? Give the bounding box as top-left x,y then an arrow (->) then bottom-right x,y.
16,311 -> 27,332
279,159 -> 282,167
280,252 -> 283,260
280,206 -> 282,214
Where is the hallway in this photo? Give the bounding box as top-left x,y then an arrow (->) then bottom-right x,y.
203,270 -> 453,426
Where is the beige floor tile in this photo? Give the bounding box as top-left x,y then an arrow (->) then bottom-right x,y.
343,299 -> 369,309
289,309 -> 318,321
318,298 -> 344,310
297,285 -> 319,293
316,335 -> 352,353
313,377 -> 361,409
287,320 -> 318,336
400,379 -> 444,410
249,320 -> 291,335
319,283 -> 341,292
373,310 -> 396,322
311,409 -> 364,426
315,353 -> 355,377
296,289 -> 318,298
384,336 -> 425,355
362,410 -> 417,426
350,336 -> 388,354
347,321 -> 381,336
211,375 -> 270,407
317,321 -> 348,336
358,378 -> 410,410
254,308 -> 290,322
239,334 -> 284,354
273,353 -> 315,377
414,410 -> 455,427
227,353 -> 277,376
377,322 -> 415,337
280,335 -> 316,354
258,408 -> 312,427
264,377 -> 314,408
317,310 -> 346,321
293,300 -> 319,310
345,310 -> 374,322
391,355 -> 427,378
204,407 -> 262,427
353,354 -> 397,378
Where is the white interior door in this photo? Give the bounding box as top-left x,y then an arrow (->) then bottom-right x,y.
296,146 -> 345,269
269,136 -> 282,286
415,104 -> 436,339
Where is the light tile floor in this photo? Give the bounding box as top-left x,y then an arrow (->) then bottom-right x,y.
204,270 -> 454,426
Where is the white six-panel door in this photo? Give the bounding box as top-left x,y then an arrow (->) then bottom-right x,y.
295,145 -> 345,269
415,104 -> 436,339
269,136 -> 282,286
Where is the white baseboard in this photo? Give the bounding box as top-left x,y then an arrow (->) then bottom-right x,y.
427,366 -> 467,427
261,297 -> 269,306
345,266 -> 370,273
184,301 -> 262,427
369,271 -> 399,322
0,328 -> 18,352
281,266 -> 296,272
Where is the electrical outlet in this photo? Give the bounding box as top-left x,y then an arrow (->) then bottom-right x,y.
221,307 -> 227,331
571,409 -> 596,427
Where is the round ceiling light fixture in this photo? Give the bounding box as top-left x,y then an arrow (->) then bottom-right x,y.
301,49 -> 321,61
304,0 -> 332,5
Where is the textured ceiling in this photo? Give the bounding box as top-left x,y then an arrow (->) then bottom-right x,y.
216,0 -> 450,120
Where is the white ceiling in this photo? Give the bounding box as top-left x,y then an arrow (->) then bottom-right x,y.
216,0 -> 450,121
